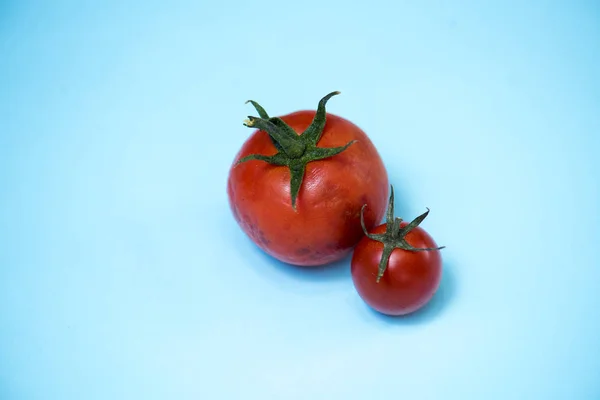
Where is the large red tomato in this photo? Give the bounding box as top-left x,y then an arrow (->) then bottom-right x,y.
351,186 -> 445,315
227,91 -> 388,266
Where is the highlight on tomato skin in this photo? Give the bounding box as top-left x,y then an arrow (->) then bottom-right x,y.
227,91 -> 389,267
350,185 -> 445,316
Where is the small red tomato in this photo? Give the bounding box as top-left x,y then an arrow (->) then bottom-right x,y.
227,91 -> 389,266
351,185 -> 445,316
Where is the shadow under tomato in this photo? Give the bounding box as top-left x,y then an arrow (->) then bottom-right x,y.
250,243 -> 352,283
361,260 -> 458,325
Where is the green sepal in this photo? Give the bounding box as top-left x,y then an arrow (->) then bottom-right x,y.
360,185 -> 446,283
301,91 -> 340,145
236,91 -> 355,210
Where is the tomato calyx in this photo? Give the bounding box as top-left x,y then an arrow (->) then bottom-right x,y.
360,185 -> 445,283
236,91 -> 356,210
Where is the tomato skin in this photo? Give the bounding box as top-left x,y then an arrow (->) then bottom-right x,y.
227,110 -> 388,266
351,223 -> 442,315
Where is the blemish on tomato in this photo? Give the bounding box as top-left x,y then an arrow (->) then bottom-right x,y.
326,242 -> 341,251
296,247 -> 311,256
258,230 -> 271,246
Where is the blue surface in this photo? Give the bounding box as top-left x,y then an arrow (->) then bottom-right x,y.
1,1 -> 599,399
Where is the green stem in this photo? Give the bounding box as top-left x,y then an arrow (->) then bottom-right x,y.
385,185 -> 395,232
289,160 -> 306,209
237,91 -> 354,210
391,217 -> 403,237
377,244 -> 395,283
302,91 -> 340,144
243,116 -> 305,158
360,185 -> 446,282
245,100 -> 269,119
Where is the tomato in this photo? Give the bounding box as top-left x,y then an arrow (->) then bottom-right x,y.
227,91 -> 389,266
351,185 -> 445,315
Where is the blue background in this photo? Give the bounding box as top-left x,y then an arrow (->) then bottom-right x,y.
1,1 -> 599,399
